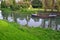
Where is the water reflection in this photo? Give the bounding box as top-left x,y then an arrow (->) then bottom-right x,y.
28,18 -> 35,27
45,21 -> 49,28
17,18 -> 43,27
57,25 -> 60,30
0,10 -> 60,30
28,18 -> 42,27
8,16 -> 14,22
0,11 -> 3,19
17,18 -> 44,27
17,18 -> 27,25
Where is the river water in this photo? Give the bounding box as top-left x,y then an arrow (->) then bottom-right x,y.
0,10 -> 60,30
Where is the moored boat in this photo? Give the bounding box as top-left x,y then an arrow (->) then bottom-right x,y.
32,13 -> 57,18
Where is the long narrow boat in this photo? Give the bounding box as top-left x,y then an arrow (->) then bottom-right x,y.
32,13 -> 57,18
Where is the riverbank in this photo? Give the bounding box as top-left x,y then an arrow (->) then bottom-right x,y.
0,20 -> 60,40
1,8 -> 58,15
1,8 -> 40,14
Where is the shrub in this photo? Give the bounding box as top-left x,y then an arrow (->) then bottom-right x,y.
18,2 -> 30,8
1,1 -> 11,8
21,3 -> 30,8
31,0 -> 42,8
10,4 -> 20,11
1,1 -> 7,8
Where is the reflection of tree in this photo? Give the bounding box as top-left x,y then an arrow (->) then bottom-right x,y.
12,11 -> 18,22
32,18 -> 39,22
56,16 -> 60,24
2,11 -> 9,20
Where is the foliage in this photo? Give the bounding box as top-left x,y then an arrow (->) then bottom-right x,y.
24,0 -> 31,2
1,0 -> 12,8
0,20 -> 60,40
31,0 -> 42,8
56,0 -> 60,12
10,0 -> 20,11
2,8 -> 39,14
1,1 -> 7,8
18,2 -> 30,8
10,4 -> 20,11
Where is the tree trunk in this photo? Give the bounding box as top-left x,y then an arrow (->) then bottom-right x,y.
51,0 -> 55,11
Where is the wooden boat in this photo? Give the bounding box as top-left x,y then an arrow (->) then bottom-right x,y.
32,14 -> 57,18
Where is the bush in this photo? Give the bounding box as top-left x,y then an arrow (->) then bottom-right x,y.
31,0 -> 42,8
18,2 -> 30,8
1,1 -> 7,8
1,1 -> 11,8
21,3 -> 30,8
10,2 -> 30,10
10,4 -> 20,11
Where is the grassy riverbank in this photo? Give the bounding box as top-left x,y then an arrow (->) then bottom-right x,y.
1,8 -> 40,14
1,8 -> 58,15
0,20 -> 60,40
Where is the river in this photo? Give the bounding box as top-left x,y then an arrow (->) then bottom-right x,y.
0,10 -> 60,30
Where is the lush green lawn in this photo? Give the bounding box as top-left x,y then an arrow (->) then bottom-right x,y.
0,20 -> 60,40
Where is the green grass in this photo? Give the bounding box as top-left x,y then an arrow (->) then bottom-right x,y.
0,20 -> 60,40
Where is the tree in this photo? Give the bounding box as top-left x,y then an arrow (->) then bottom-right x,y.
17,1 -> 30,8
1,0 -> 13,8
51,0 -> 55,11
42,0 -> 55,11
1,1 -> 6,8
10,0 -> 20,11
24,0 -> 31,2
56,0 -> 60,12
31,0 -> 42,8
